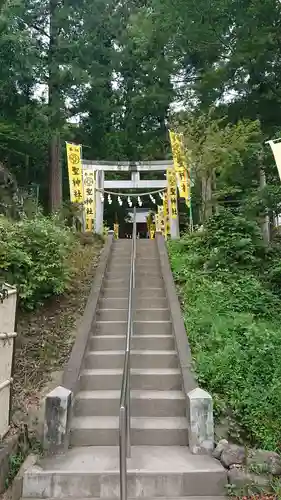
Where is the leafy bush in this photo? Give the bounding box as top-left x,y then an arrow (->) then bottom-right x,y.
201,210 -> 265,270
0,215 -> 74,309
168,210 -> 281,450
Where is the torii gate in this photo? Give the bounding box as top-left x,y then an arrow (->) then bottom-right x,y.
82,159 -> 180,239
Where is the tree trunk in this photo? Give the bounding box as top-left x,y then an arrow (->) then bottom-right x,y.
259,166 -> 270,245
48,0 -> 62,212
49,133 -> 62,211
201,174 -> 212,222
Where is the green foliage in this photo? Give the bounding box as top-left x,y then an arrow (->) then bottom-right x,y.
0,215 -> 74,309
169,210 -> 281,450
201,210 -> 265,270
5,451 -> 25,489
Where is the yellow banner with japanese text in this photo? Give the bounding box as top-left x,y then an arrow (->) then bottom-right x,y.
167,168 -> 178,219
83,168 -> 96,232
157,206 -> 165,236
66,143 -> 84,204
163,192 -> 170,239
114,223 -> 119,239
169,131 -> 190,206
150,223 -> 156,240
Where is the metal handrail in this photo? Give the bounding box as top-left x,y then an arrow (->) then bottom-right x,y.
119,207 -> 137,500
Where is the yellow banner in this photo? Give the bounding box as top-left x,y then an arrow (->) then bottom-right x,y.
169,131 -> 190,206
155,209 -> 161,233
146,212 -> 153,235
150,223 -> 156,240
157,206 -> 165,236
114,223 -> 119,239
66,143 -> 84,204
83,168 -> 96,232
155,214 -> 159,233
163,192 -> 170,239
167,168 -> 178,219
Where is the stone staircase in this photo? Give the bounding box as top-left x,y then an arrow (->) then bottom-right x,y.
22,239 -> 226,499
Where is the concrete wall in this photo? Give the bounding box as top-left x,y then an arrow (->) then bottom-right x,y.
0,284 -> 17,439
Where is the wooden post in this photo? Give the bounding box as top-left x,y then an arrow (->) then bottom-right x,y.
259,162 -> 270,245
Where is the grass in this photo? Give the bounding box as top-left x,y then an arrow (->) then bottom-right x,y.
168,212 -> 281,451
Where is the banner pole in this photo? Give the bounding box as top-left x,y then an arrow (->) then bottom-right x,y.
189,164 -> 193,232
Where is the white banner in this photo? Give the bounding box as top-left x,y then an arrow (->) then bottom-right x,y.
269,140 -> 281,181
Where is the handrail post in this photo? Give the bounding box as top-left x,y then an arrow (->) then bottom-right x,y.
126,362 -> 131,458
119,406 -> 127,500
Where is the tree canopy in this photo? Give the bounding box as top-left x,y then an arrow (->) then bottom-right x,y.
0,0 -> 280,218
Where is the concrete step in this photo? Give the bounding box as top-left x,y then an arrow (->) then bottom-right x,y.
98,297 -> 168,309
22,497 -> 226,500
22,446 -> 227,498
101,288 -> 129,299
110,254 -> 131,260
85,350 -> 178,369
136,253 -> 159,259
135,289 -> 166,298
96,309 -> 129,322
136,321 -> 172,335
109,261 -> 161,270
136,257 -> 160,264
113,239 -> 132,245
70,416 -> 189,446
107,262 -> 161,273
109,252 -> 132,258
136,278 -> 163,288
96,309 -> 170,322
80,368 -> 182,390
98,298 -> 128,309
94,321 -> 172,335
103,277 -> 164,288
106,270 -> 162,279
74,390 -> 186,417
135,269 -> 162,277
101,288 -> 166,299
90,335 -> 175,351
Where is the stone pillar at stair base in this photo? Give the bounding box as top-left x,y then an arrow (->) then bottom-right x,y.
187,387 -> 214,455
43,386 -> 72,454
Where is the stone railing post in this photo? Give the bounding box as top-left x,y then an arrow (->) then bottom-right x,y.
43,386 -> 72,454
187,387 -> 214,455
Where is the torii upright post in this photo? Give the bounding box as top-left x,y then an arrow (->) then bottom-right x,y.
95,170 -> 104,235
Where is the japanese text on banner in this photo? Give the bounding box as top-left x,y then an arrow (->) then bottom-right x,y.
167,168 -> 178,219
83,168 -> 96,232
155,209 -> 161,233
150,223 -> 156,240
114,223 -> 119,239
66,143 -> 83,204
163,192 -> 170,239
169,131 -> 190,206
157,206 -> 165,236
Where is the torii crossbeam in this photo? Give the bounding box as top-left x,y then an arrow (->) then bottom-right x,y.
82,159 -> 179,239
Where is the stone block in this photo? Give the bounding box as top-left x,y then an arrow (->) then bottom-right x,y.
11,453 -> 37,500
43,386 -> 72,454
220,444 -> 246,468
212,439 -> 229,460
228,466 -> 272,495
187,387 -> 214,454
247,449 -> 281,476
